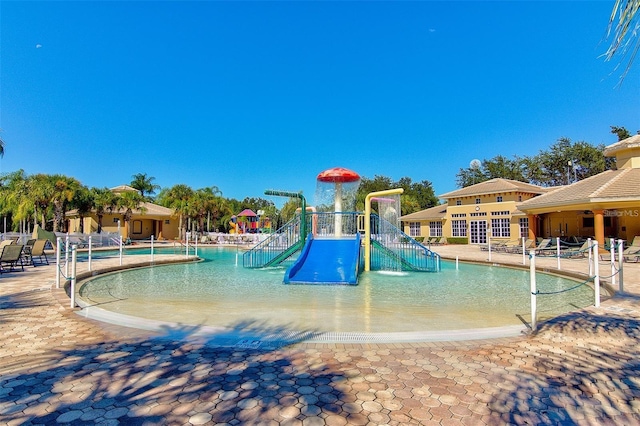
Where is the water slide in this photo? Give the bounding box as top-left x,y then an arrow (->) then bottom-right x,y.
284,233 -> 361,285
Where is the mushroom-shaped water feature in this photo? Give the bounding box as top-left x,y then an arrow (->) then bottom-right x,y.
316,167 -> 361,237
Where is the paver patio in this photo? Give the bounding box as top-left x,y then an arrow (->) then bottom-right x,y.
1,245 -> 639,425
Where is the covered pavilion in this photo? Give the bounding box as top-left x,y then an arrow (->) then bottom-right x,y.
519,135 -> 640,247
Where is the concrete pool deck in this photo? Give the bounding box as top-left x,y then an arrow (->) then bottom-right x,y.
1,246 -> 639,424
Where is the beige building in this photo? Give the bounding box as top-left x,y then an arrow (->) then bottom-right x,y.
519,135 -> 640,247
402,179 -> 548,244
402,135 -> 640,248
67,185 -> 180,241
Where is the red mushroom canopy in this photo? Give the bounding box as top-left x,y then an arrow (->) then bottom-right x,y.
316,167 -> 360,183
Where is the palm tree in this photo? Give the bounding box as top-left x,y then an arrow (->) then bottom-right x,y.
158,184 -> 194,239
130,173 -> 161,200
0,170 -> 30,232
71,185 -> 94,234
27,174 -> 54,230
116,191 -> 146,238
49,175 -> 81,232
605,0 -> 639,81
191,187 -> 227,233
92,187 -> 119,233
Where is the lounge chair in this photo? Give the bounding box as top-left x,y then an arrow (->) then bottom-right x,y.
0,239 -> 14,250
559,240 -> 591,258
530,238 -> 554,255
0,244 -> 25,273
24,240 -> 49,266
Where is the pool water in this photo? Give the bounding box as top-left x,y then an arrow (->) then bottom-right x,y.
77,247 -> 594,336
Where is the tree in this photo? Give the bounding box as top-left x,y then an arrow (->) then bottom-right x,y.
455,137 -> 615,188
0,134 -> 5,158
117,190 -> 146,238
130,173 -> 160,200
71,185 -> 94,234
610,125 -> 639,140
49,175 -> 81,232
0,170 -> 30,231
604,0 -> 639,82
355,175 -> 438,212
157,184 -> 194,239
92,187 -> 119,233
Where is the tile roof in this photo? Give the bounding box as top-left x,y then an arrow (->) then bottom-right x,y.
439,178 -> 547,199
603,134 -> 640,157
519,168 -> 640,209
400,204 -> 448,221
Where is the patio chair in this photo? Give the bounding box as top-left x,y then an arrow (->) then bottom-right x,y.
530,238 -> 555,255
0,239 -> 14,250
24,240 -> 49,266
559,240 -> 591,258
0,244 -> 25,273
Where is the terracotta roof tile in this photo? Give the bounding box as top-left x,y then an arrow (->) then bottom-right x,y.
519,169 -> 640,209
439,178 -> 547,199
400,204 -> 448,221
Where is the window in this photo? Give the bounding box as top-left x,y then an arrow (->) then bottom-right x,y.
475,198 -> 481,204
519,217 -> 529,238
456,200 -> 462,206
409,222 -> 421,237
518,195 -> 522,202
583,217 -> 594,228
451,213 -> 467,218
491,211 -> 510,216
497,196 -> 503,202
491,218 -> 510,237
471,212 -> 487,217
429,221 -> 442,237
164,220 -> 170,225
113,218 -> 120,223
452,220 -> 467,237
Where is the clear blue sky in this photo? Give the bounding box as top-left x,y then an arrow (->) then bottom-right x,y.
1,1 -> 638,206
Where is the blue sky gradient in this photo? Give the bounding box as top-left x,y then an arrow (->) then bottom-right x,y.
1,1 -> 638,205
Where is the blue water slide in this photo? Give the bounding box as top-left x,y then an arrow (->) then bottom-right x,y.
284,233 -> 361,285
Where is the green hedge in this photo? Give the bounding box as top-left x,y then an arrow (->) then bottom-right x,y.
444,238 -> 468,245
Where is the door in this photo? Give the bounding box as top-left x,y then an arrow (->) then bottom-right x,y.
470,220 -> 487,244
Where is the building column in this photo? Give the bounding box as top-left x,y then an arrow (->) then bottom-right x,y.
527,215 -> 537,241
593,209 -> 605,247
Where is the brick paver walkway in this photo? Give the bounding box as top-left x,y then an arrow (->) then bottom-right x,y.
1,246 -> 639,425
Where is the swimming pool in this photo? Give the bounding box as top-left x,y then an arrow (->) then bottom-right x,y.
77,247 -> 594,343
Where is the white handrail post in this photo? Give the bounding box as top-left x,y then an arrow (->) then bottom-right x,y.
618,238 -> 624,293
88,235 -> 92,272
56,237 -> 62,289
587,238 -> 598,277
610,237 -> 616,289
593,241 -> 600,308
119,236 -> 123,266
195,232 -> 198,257
487,231 -> 491,262
186,232 -> 190,258
151,235 -> 155,263
556,237 -> 561,270
522,237 -> 526,265
70,245 -> 77,309
530,250 -> 537,333
65,233 -> 70,278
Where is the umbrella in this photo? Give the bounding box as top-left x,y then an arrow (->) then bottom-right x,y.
237,209 -> 257,217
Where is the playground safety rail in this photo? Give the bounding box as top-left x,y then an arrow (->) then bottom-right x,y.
369,214 -> 441,272
243,215 -> 304,268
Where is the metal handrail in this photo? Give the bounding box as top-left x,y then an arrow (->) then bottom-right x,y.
369,214 -> 441,272
243,215 -> 304,268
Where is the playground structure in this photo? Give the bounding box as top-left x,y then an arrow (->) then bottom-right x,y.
243,167 -> 441,285
229,209 -> 272,234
